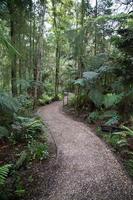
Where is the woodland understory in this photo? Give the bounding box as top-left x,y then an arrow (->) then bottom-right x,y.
0,0 -> 133,199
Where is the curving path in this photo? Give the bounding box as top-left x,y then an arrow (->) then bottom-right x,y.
38,101 -> 133,200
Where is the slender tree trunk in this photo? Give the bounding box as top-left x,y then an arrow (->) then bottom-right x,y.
51,0 -> 60,100
8,2 -> 18,96
78,0 -> 85,79
94,0 -> 98,55
10,7 -> 17,96
19,58 -> 22,94
55,40 -> 60,99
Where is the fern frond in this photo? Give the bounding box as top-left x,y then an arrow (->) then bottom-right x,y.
0,164 -> 11,186
0,93 -> 19,114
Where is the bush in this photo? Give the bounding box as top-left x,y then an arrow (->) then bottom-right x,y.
0,93 -> 19,127
0,126 -> 9,140
88,111 -> 100,123
103,93 -> 123,109
11,116 -> 44,142
17,95 -> 33,114
68,94 -> 77,107
126,159 -> 133,176
28,140 -> 48,160
38,94 -> 53,105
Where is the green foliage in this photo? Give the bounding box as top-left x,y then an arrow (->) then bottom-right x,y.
68,95 -> 77,107
0,26 -> 20,56
15,175 -> 25,197
0,93 -> 19,128
105,114 -> 120,126
103,93 -> 123,109
89,89 -> 104,108
126,159 -> 133,176
107,135 -> 121,148
0,126 -> 9,139
83,71 -> 99,82
88,111 -> 100,123
11,116 -> 44,142
74,79 -> 85,87
0,164 -> 11,186
28,140 -> 48,160
17,95 -> 33,113
113,126 -> 133,137
86,53 -> 109,71
38,94 -> 53,105
0,93 -> 19,114
15,151 -> 28,170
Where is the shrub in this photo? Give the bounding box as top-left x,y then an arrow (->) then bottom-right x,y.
28,140 -> 48,160
0,126 -> 9,140
88,111 -> 100,123
103,93 -> 123,109
11,116 -> 44,142
68,94 -> 77,107
126,159 -> 133,176
38,94 -> 53,105
17,95 -> 33,114
0,93 -> 19,127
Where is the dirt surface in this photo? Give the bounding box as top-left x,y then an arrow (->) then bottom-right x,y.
37,101 -> 133,200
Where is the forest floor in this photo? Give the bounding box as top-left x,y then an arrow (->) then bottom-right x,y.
35,101 -> 133,200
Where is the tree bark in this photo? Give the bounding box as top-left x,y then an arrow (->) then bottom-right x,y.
8,2 -> 18,96
51,0 -> 60,100
94,0 -> 98,55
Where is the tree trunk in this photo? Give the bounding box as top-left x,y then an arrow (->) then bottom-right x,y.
51,0 -> 60,100
9,3 -> 18,96
55,40 -> 60,99
94,0 -> 98,55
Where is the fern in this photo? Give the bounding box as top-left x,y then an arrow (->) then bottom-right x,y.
0,126 -> 9,139
105,114 -> 120,125
88,111 -> 100,123
83,71 -> 99,82
74,79 -> 85,87
0,93 -> 19,114
103,93 -> 123,108
116,126 -> 133,137
0,164 -> 11,186
89,89 -> 104,108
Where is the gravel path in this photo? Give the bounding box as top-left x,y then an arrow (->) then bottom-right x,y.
38,101 -> 133,200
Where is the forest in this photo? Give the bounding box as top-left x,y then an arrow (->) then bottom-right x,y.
0,0 -> 133,199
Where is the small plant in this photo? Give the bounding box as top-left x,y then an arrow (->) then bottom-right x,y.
103,93 -> 123,109
15,175 -> 25,197
17,95 -> 33,114
0,164 -> 11,186
11,116 -> 44,142
126,159 -> 133,176
105,114 -> 120,126
15,151 -> 28,170
0,126 -> 9,140
102,134 -> 121,149
38,94 -> 53,105
113,126 -> 133,137
68,95 -> 77,107
88,111 -> 100,123
28,140 -> 48,160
